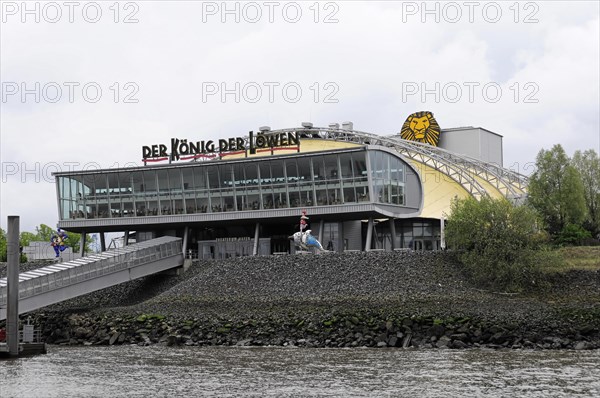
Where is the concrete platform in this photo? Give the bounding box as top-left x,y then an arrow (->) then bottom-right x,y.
0,342 -> 47,358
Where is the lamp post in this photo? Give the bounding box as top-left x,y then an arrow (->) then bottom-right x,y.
6,216 -> 20,357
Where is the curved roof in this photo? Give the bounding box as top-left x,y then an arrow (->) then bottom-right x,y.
236,126 -> 528,202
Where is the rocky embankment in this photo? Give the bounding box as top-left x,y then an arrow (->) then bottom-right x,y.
5,252 -> 600,349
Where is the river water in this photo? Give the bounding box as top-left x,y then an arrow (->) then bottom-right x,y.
1,346 -> 599,397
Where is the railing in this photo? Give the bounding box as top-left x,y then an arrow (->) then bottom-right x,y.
0,237 -> 182,306
18,328 -> 43,343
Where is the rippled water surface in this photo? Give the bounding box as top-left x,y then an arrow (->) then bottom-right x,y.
2,346 -> 600,397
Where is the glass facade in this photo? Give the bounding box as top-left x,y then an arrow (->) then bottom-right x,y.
57,149 -> 408,220
370,150 -> 406,205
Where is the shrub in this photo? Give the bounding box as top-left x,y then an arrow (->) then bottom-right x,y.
556,223 -> 592,246
446,197 -> 561,292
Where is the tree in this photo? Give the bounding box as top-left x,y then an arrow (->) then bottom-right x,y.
572,149 -> 600,236
446,196 -> 559,292
0,228 -> 27,263
527,144 -> 587,237
35,224 -> 55,242
0,228 -> 6,262
19,231 -> 38,248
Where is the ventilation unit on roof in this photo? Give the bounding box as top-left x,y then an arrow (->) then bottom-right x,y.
301,122 -> 313,129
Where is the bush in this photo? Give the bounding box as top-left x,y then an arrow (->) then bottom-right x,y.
446,197 -> 561,292
556,223 -> 592,246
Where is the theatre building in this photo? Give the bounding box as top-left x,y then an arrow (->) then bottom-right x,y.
54,112 -> 528,258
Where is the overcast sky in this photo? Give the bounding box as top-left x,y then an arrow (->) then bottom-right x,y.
1,0 -> 599,233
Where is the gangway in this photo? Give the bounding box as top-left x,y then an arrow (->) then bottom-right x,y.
0,236 -> 183,321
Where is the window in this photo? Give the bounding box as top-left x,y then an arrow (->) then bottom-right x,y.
324,155 -> 339,180
297,157 -> 312,182
339,153 -> 353,179
370,150 -> 406,206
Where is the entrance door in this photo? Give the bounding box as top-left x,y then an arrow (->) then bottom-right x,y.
424,240 -> 434,251
414,239 -> 434,251
271,237 -> 290,254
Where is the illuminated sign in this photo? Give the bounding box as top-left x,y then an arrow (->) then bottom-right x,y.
400,111 -> 441,146
142,131 -> 300,163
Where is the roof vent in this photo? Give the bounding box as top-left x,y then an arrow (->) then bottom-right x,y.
259,126 -> 271,132
341,121 -> 353,131
301,122 -> 313,129
329,123 -> 340,129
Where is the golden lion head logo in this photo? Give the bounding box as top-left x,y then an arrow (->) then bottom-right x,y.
400,111 -> 441,146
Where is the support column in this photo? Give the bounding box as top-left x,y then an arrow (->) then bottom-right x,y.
124,230 -> 130,246
318,220 -> 324,243
253,222 -> 260,256
7,216 -> 20,357
338,221 -> 344,253
440,215 -> 446,250
79,231 -> 86,258
389,217 -> 396,251
100,233 -> 106,252
365,217 -> 373,252
182,226 -> 189,257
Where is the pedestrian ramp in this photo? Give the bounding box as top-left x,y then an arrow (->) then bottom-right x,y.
0,236 -> 183,321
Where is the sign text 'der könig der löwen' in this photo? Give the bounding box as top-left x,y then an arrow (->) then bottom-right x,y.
142,131 -> 300,162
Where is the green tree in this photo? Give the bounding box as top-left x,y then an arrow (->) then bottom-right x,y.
62,231 -> 92,254
528,144 -> 587,237
19,231 -> 38,248
35,224 -> 55,242
0,228 -> 27,262
572,149 -> 600,236
556,223 -> 592,246
446,196 -> 560,292
0,228 -> 6,262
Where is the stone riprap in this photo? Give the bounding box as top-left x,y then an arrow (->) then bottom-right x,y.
3,251 -> 600,349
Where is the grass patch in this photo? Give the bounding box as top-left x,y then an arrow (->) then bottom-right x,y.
543,246 -> 600,273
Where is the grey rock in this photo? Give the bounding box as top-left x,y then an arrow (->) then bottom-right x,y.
436,335 -> 451,348
428,324 -> 445,338
574,341 -> 592,350
109,332 -> 119,345
450,333 -> 468,342
236,339 -> 252,346
451,340 -> 468,349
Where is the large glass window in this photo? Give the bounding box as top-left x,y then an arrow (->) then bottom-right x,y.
193,168 -> 207,189
57,149 -> 387,220
118,172 -> 134,217
157,170 -> 171,215
339,153 -> 354,179
324,155 -> 339,180
181,168 -> 195,213
142,170 -> 158,216
243,164 -> 260,210
312,156 -> 325,180
207,165 -> 219,189
169,169 -> 184,214
270,160 -> 285,183
82,174 -> 98,218
297,158 -> 312,182
370,150 -> 406,206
